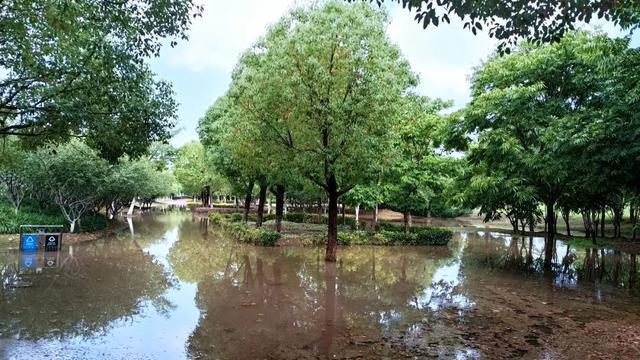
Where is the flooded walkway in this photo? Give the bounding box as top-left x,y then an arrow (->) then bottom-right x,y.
1,214 -> 640,359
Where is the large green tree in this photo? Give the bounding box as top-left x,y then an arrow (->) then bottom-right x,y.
224,1 -> 416,261
0,0 -> 202,159
26,141 -> 109,232
383,94 -> 452,232
456,31 -> 634,267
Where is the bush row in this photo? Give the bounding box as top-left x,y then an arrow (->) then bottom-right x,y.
302,227 -> 452,247
216,221 -> 282,246
215,211 -> 357,227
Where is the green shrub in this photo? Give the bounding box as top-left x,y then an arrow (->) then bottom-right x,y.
228,213 -> 243,222
208,212 -> 222,224
220,222 -> 281,246
337,231 -> 370,245
76,213 -> 108,232
284,212 -> 309,223
378,227 -> 452,246
377,222 -> 405,232
412,227 -> 452,245
0,203 -> 107,234
252,229 -> 281,246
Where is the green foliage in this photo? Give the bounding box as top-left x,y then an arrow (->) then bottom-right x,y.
221,223 -> 282,246
174,141 -> 226,197
0,0 -> 203,159
368,0 -> 640,53
201,1 -> 418,260
227,213 -> 244,223
0,201 -> 106,234
380,228 -> 452,246
208,212 -> 222,224
0,202 -> 65,234
283,213 -> 309,224
0,140 -> 173,233
383,94 -> 455,217
449,31 -> 639,237
315,226 -> 452,246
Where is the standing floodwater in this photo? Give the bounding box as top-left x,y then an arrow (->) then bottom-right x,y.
1,213 -> 639,359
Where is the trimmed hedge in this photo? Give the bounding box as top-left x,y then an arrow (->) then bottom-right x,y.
208,212 -> 222,224
316,227 -> 452,246
220,222 -> 281,246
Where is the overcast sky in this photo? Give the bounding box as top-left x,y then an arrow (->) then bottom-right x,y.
150,0 -> 638,147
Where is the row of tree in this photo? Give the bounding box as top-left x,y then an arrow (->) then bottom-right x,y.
0,139 -> 177,232
1,0 -> 202,230
192,2 -> 640,267
447,31 -> 640,267
196,1 -> 463,261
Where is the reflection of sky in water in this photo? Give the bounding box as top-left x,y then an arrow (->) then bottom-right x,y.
2,226 -> 201,359
413,237 -> 475,312
2,214 -> 638,359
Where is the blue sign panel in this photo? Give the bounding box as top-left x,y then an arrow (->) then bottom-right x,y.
21,233 -> 38,252
20,253 -> 37,269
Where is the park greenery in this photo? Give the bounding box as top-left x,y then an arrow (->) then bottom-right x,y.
0,139 -> 177,233
1,0 -> 640,267
0,0 -> 196,233
368,0 -> 640,53
190,1 -> 640,264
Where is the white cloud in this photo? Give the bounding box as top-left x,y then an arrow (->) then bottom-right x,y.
387,9 -> 497,108
162,0 -> 298,73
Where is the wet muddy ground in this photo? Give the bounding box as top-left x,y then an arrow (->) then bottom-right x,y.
1,214 -> 639,359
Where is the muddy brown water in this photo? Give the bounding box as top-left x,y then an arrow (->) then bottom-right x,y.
1,213 -> 640,359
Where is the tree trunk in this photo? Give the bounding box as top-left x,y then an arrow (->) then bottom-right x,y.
127,196 -> 136,216
202,186 -> 211,207
544,201 -> 556,270
274,185 -> 285,233
255,180 -> 268,228
355,203 -> 360,224
630,205 -> 636,236
325,176 -> 339,262
563,208 -> 571,236
373,204 -> 379,228
600,206 -> 606,238
268,197 -> 272,215
403,211 -> 412,233
69,219 -> 77,233
243,179 -> 254,223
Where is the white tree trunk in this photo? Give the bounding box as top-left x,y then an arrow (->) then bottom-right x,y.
355,203 -> 360,223
69,219 -> 76,233
374,204 -> 379,225
127,196 -> 136,216
268,198 -> 272,215
127,217 -> 135,239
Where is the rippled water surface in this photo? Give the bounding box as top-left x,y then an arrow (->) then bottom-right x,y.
2,213 -> 640,359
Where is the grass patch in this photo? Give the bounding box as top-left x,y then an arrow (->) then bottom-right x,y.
564,237 -> 616,249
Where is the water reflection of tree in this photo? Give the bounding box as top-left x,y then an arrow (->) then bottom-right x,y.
578,248 -> 639,294
0,239 -> 173,340
462,232 -> 640,294
178,242 -> 451,359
